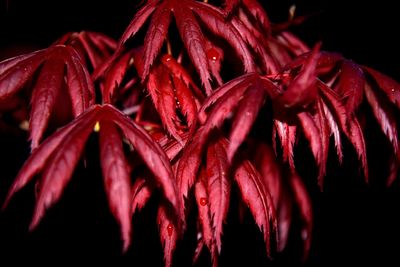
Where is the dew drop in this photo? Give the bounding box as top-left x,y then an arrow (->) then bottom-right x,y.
200,197 -> 208,206
207,47 -> 219,62
164,55 -> 173,62
167,224 -> 174,236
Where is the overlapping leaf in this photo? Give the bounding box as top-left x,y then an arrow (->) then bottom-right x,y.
118,0 -> 254,94
3,104 -> 178,251
0,45 -> 95,149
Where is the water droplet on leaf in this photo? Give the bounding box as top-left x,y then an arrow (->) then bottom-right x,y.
167,224 -> 174,236
200,197 -> 208,206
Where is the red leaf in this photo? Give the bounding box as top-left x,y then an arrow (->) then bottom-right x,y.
199,73 -> 254,119
131,177 -> 154,214
195,178 -> 217,263
297,112 -> 322,171
336,60 -> 365,112
252,143 -> 292,251
0,49 -> 45,75
234,160 -> 276,257
158,203 -> 178,267
273,120 -> 296,169
364,66 -> 400,108
206,140 -> 230,252
242,0 -> 271,34
174,6 -> 212,94
30,108 -> 99,229
276,43 -> 320,109
193,1 -> 255,73
29,58 -> 65,150
228,82 -> 265,160
64,46 -> 95,116
160,55 -> 204,100
171,74 -> 198,130
348,116 -> 368,180
205,41 -> 224,86
320,81 -> 367,178
321,100 -> 343,163
109,105 -> 180,215
141,1 -> 172,80
232,17 -> 279,74
364,84 -> 399,156
99,120 -> 132,252
253,143 -> 282,210
103,51 -> 135,103
120,0 -> 158,47
314,99 -> 330,187
176,129 -> 205,203
147,64 -> 183,143
0,49 -> 48,100
289,172 -> 313,260
3,106 -> 101,209
224,0 -> 240,14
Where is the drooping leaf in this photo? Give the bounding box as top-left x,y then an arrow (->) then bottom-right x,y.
109,105 -> 179,214
99,120 -> 132,251
29,58 -> 65,149
347,115 -> 368,180
273,120 -> 296,169
120,0 -> 159,46
206,140 -> 230,252
192,1 -> 255,73
147,64 -> 183,143
228,81 -> 265,160
195,178 -> 218,266
289,171 -> 313,260
336,60 -> 365,113
364,66 -> 400,108
102,50 -> 135,103
131,177 -> 154,214
314,99 -> 331,187
141,1 -> 172,81
0,49 -> 49,100
297,112 -> 322,171
3,106 -> 101,209
30,109 -> 98,229
158,203 -> 178,267
234,160 -> 276,256
241,0 -> 271,34
364,84 -> 399,156
64,46 -> 95,116
275,43 -> 320,109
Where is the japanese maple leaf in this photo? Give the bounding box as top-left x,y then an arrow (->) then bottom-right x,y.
175,51 -> 321,202
0,45 -> 95,149
146,55 -> 201,143
97,49 -> 202,143
234,159 -> 277,256
3,104 -> 179,252
130,135 -> 187,267
56,31 -> 117,70
118,0 -> 255,94
224,0 -> 271,35
287,52 -> 400,183
252,143 -> 312,259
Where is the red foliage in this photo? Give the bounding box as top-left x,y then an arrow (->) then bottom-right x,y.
1,1 -> 399,266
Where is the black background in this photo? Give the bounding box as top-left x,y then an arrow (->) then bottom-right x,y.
1,0 -> 400,266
